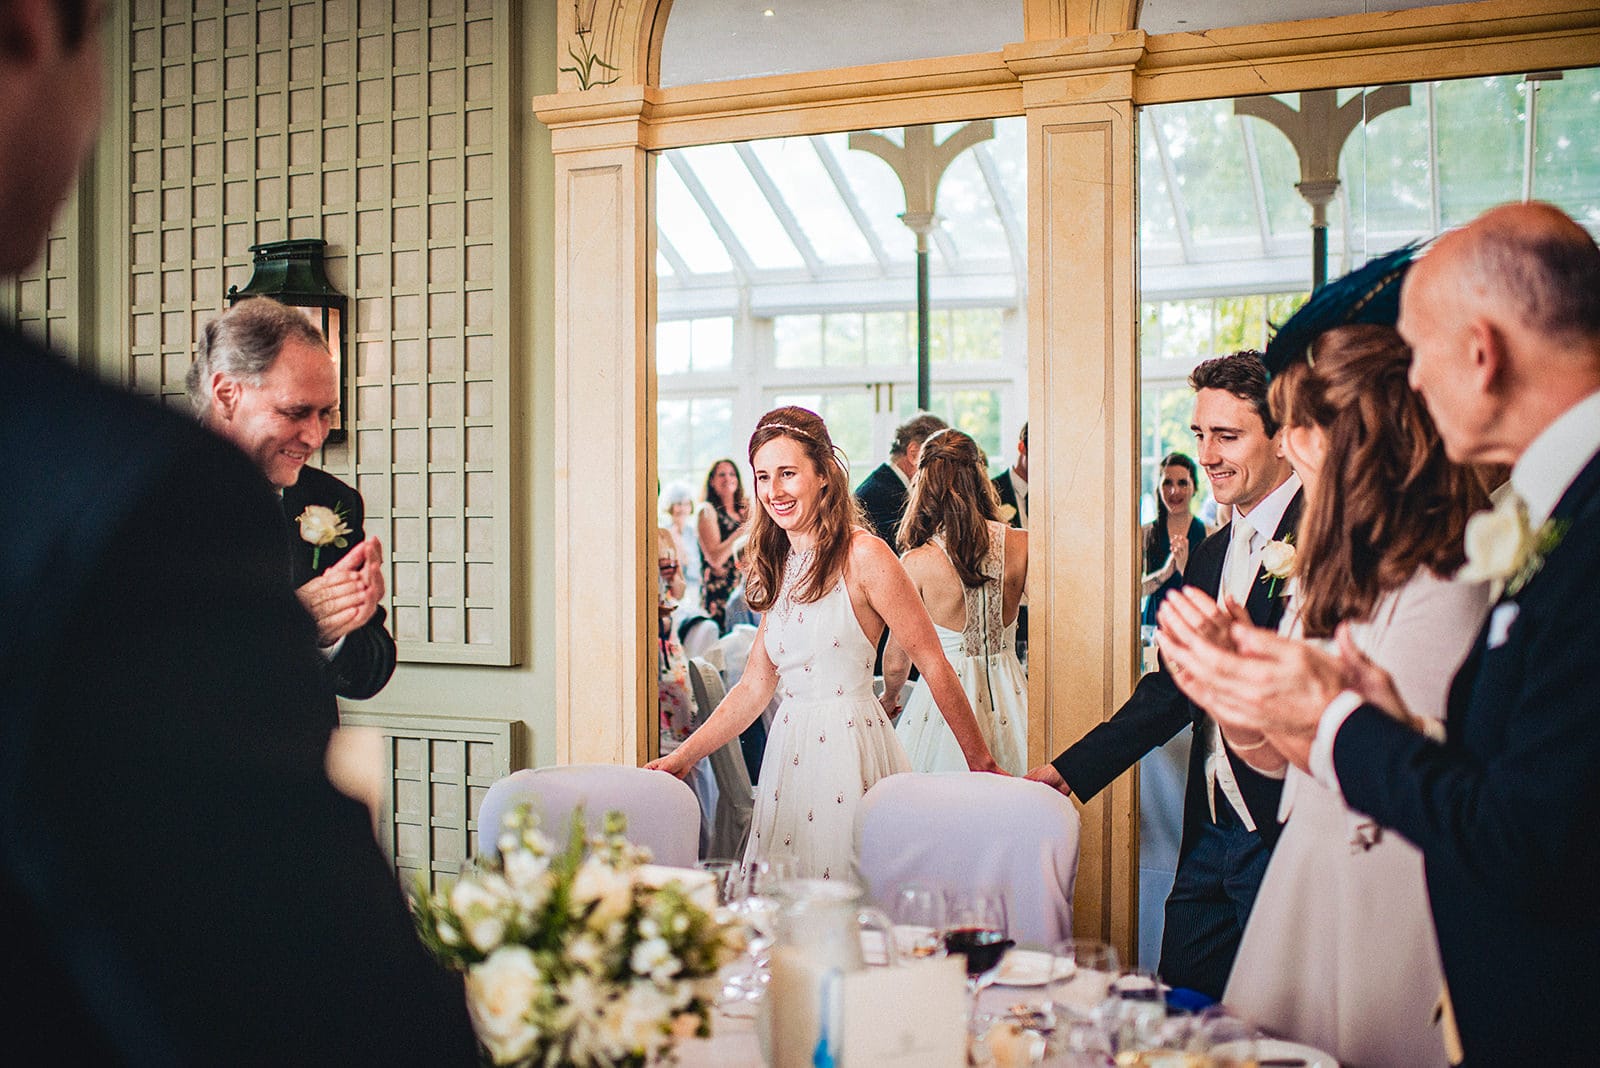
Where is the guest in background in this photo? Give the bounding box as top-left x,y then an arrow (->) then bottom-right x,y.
855,412 -> 948,548
1163,326 -> 1490,1066
662,480 -> 703,599
697,458 -> 750,631
648,407 -> 1000,880
886,430 -> 1029,775
992,421 -> 1028,529
0,1 -> 474,1059
1141,452 -> 1207,627
992,421 -> 1030,666
657,524 -> 695,749
1161,205 -> 1600,1063
188,297 -> 396,700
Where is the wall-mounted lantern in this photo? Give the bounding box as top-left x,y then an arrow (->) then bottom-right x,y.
226,238 -> 349,444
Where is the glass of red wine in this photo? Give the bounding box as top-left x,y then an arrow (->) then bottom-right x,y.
942,889 -> 1013,1001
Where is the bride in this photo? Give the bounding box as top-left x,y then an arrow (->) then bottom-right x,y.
647,406 -> 1003,880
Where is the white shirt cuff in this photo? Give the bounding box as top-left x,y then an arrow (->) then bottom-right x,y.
320,635 -> 347,661
1309,690 -> 1364,796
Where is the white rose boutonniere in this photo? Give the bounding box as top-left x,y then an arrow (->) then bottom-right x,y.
1260,535 -> 1296,598
295,503 -> 351,570
998,503 -> 1017,523
1458,492 -> 1569,600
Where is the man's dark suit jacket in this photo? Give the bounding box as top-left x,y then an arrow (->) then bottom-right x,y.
1052,492 -> 1303,852
993,469 -> 1023,528
1331,449 -> 1600,1065
856,461 -> 909,548
0,331 -> 475,1065
283,465 -> 397,699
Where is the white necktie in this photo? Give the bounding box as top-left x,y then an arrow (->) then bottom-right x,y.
1224,518 -> 1258,604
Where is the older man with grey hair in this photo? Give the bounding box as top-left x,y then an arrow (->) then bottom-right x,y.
189,296 -> 396,699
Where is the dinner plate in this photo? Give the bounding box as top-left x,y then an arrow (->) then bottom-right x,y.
1212,1037 -> 1339,1068
990,949 -> 1075,987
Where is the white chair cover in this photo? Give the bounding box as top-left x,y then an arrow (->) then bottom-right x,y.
687,658 -> 754,861
680,618 -> 721,660
855,772 -> 1080,948
476,764 -> 699,867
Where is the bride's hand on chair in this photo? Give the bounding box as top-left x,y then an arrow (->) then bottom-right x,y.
644,754 -> 691,780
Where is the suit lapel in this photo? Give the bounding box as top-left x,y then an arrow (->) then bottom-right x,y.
1448,449 -> 1600,732
1243,490 -> 1303,630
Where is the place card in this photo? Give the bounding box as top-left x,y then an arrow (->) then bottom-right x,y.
835,956 -> 967,1068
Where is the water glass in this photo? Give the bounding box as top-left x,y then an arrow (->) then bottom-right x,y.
694,857 -> 740,906
891,882 -> 948,960
721,859 -> 790,1016
1049,938 -> 1120,1019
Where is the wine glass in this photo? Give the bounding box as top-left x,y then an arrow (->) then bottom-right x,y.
891,883 -> 948,960
942,889 -> 1013,999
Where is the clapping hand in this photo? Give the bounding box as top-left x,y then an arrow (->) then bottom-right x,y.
1156,586 -> 1337,772
1169,535 -> 1190,576
298,537 -> 386,648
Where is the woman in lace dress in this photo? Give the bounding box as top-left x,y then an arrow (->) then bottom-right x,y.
883,430 -> 1029,775
1161,326 -> 1491,1067
648,407 -> 1003,880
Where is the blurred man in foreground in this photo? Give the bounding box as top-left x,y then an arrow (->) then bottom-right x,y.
0,1 -> 475,1061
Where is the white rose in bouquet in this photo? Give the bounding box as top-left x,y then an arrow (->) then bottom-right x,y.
451,875 -> 514,953
572,855 -> 633,928
466,946 -> 543,1065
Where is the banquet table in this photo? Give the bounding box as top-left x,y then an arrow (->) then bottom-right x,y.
674,961 -> 1107,1067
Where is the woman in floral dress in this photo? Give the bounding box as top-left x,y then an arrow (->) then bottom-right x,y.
696,459 -> 749,631
648,407 -> 1003,880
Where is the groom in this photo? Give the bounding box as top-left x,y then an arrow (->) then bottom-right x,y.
1027,351 -> 1301,998
188,298 -> 397,699
1174,202 -> 1600,1064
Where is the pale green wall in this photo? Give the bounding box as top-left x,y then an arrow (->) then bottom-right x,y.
78,0 -> 560,769
373,0 -> 558,768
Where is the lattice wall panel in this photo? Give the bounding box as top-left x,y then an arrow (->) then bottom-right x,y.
2,198 -> 80,358
344,712 -> 524,891
126,0 -> 515,664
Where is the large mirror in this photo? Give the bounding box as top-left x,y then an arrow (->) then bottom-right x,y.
650,119 -> 1029,783
1132,65 -> 1600,967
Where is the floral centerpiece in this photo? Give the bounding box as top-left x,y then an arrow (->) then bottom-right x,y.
412,806 -> 744,1067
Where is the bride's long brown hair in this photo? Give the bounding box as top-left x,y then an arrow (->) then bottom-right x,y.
897,429 -> 1001,587
742,407 -> 864,611
1271,324 -> 1488,638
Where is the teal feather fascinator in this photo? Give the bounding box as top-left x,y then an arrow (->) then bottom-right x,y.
1262,241 -> 1425,378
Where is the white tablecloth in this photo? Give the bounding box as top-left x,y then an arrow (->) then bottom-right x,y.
674,965 -> 1102,1066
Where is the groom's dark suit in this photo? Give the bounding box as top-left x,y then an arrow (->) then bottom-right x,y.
282,465 -> 397,699
0,330 -> 474,1063
1053,490 -> 1302,997
1330,448 -> 1600,1065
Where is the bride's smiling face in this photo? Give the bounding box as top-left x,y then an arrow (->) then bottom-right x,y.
753,435 -> 825,534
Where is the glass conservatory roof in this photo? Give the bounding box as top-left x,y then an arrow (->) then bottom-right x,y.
656,67 -> 1600,318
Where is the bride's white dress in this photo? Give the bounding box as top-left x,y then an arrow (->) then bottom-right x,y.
895,522 -> 1027,775
744,547 -> 910,881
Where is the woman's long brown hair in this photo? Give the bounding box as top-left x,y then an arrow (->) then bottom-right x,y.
741,406 -> 864,611
1271,324 -> 1489,638
897,429 -> 1001,587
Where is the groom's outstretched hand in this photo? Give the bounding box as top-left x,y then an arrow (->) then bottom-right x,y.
1024,763 -> 1071,797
